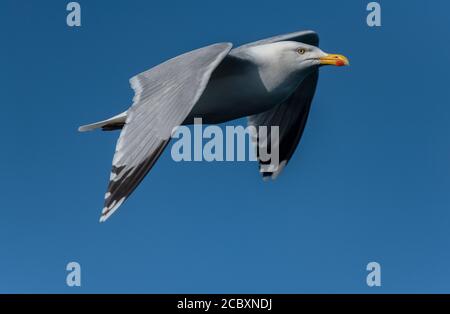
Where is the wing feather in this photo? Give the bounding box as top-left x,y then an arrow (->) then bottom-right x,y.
233,30 -> 319,53
100,43 -> 232,222
249,71 -> 319,180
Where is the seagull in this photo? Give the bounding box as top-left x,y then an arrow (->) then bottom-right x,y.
79,30 -> 349,222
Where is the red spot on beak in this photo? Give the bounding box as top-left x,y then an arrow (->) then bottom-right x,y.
336,60 -> 345,67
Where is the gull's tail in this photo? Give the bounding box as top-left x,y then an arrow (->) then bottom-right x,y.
78,111 -> 127,132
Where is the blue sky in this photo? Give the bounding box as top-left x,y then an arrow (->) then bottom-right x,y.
1,0 -> 450,293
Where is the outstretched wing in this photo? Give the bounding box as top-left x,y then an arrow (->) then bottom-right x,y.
248,71 -> 319,180
232,30 -> 319,52
101,43 -> 232,222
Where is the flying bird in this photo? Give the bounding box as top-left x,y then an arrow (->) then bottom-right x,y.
79,30 -> 349,222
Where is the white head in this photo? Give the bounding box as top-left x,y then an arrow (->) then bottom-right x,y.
245,41 -> 349,93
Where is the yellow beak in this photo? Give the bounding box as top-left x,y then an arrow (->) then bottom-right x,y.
319,54 -> 350,67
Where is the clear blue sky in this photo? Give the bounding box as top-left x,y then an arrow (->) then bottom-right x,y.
1,0 -> 449,293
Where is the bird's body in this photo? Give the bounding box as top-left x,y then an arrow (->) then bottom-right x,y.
185,55 -> 271,124
186,42 -> 312,124
79,30 -> 349,222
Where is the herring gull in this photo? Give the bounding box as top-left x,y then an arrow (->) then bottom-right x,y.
78,30 -> 349,222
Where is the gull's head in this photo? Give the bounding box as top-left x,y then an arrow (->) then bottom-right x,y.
245,41 -> 349,94
249,41 -> 349,73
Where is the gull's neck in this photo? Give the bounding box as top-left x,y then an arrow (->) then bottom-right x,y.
243,44 -> 306,96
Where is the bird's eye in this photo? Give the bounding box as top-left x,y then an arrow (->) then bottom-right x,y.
297,48 -> 306,55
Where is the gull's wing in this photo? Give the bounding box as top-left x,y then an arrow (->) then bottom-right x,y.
233,30 -> 319,52
248,71 -> 319,180
101,43 -> 232,222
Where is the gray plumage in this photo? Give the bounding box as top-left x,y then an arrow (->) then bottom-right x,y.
79,30 -> 349,222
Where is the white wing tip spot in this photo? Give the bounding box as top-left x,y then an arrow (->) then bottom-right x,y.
99,197 -> 126,223
260,160 -> 287,181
